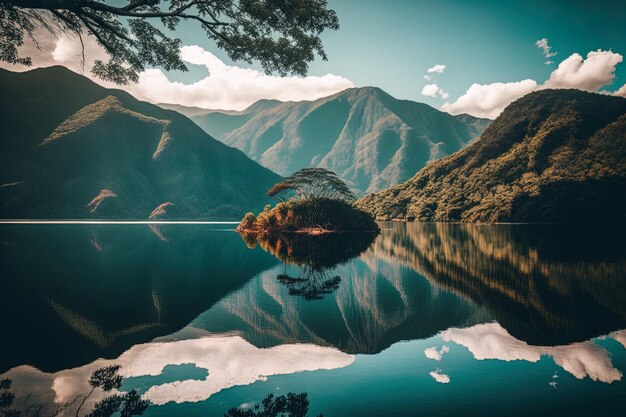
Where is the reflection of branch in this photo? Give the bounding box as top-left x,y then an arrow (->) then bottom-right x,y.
277,267 -> 341,301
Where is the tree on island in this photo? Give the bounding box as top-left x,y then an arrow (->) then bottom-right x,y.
267,168 -> 356,203
0,0 -> 339,84
238,168 -> 378,234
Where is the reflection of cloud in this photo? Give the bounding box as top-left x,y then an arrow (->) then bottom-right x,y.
429,369 -> 451,384
1,335 -> 355,413
424,345 -> 449,361
442,323 -> 623,383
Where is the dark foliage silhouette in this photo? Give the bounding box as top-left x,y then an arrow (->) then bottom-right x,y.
0,0 -> 339,83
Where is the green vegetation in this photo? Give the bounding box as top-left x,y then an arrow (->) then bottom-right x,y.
0,67 -> 281,219
1,0 -> 339,84
237,168 -> 379,234
356,89 -> 626,223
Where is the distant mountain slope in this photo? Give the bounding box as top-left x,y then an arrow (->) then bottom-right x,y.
0,67 -> 281,219
356,89 -> 626,222
157,102 -> 214,117
190,87 -> 490,194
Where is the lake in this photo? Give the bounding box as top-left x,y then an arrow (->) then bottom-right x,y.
1,222 -> 625,416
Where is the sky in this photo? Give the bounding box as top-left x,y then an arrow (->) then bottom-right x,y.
3,0 -> 626,118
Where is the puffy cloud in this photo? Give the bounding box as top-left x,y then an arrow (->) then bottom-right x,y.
421,83 -> 449,99
128,45 -> 355,110
536,38 -> 558,65
615,83 -> 626,97
429,369 -> 451,384
544,50 -> 623,91
442,322 -> 624,383
0,32 -> 355,111
424,345 -> 450,361
441,50 -> 624,119
427,64 -> 447,74
441,79 -> 538,119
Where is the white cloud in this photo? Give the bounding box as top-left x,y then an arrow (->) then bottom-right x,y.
422,83 -> 440,97
544,50 -> 624,90
442,322 -> 624,383
421,83 -> 449,99
536,38 -> 558,64
0,32 -> 355,111
429,369 -> 451,383
615,84 -> 626,97
427,64 -> 447,74
441,79 -> 538,119
424,345 -> 450,361
441,49 -> 624,119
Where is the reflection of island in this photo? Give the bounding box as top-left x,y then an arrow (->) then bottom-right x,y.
371,222 -> 626,346
244,231 -> 377,301
1,334 -> 354,416
0,224 -> 278,373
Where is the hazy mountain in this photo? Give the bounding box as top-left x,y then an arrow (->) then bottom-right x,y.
190,87 -> 490,194
0,67 -> 281,219
357,89 -> 626,222
156,102 -> 214,117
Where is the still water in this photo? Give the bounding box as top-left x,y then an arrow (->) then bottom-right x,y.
1,222 -> 625,416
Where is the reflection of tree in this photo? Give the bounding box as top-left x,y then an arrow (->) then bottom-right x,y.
1,366 -> 147,417
225,392 -> 321,417
242,232 -> 376,301
278,269 -> 341,301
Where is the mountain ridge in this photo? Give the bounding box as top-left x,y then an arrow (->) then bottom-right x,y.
356,88 -> 626,222
0,66 -> 281,219
189,86 -> 491,194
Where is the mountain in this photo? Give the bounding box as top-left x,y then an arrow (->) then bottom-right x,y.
0,67 -> 281,219
190,87 -> 490,194
356,89 -> 626,222
156,102 -> 214,117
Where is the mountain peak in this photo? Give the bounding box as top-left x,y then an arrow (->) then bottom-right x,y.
44,95 -> 168,144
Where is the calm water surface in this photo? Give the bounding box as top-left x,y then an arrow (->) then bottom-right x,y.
1,222 -> 625,416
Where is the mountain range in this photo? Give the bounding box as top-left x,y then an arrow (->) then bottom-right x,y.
184,87 -> 491,194
0,67 -> 281,219
357,89 -> 626,222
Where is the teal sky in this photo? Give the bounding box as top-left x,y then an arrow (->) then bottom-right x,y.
166,0 -> 626,107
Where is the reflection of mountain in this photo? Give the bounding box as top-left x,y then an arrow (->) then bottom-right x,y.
2,334 -> 354,416
439,323 -> 625,383
191,256 -> 486,354
0,224 -> 277,373
370,222 -> 626,345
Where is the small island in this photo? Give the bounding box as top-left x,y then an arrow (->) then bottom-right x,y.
236,168 -> 380,235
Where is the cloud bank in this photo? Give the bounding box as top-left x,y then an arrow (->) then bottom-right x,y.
1,32 -> 355,111
442,50 -> 624,119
